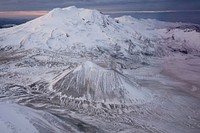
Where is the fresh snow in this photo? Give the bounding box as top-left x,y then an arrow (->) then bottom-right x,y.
0,103 -> 80,133
50,61 -> 152,104
0,6 -> 200,133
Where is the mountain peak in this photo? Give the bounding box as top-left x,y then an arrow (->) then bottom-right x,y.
49,61 -> 151,105
46,6 -> 105,23
48,6 -> 78,15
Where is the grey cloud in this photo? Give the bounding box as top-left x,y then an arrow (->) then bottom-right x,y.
0,0 -> 199,12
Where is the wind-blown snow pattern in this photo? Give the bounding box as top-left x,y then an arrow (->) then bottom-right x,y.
50,61 -> 151,104
0,103 -> 102,133
0,6 -> 200,133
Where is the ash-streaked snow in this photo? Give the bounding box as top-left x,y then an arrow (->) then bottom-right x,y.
0,6 -> 200,133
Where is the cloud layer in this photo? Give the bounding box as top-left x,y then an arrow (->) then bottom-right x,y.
0,0 -> 199,12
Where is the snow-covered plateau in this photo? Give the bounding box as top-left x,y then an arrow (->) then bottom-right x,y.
0,6 -> 200,133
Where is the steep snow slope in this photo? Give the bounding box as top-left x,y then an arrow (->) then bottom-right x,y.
0,6 -> 138,51
50,61 -> 151,104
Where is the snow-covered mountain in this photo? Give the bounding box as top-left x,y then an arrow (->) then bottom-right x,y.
0,6 -> 200,133
49,61 -> 151,105
1,6 -> 199,55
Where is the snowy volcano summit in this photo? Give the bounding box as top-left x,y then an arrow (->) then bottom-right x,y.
1,6 -> 136,51
0,6 -> 200,133
1,6 -> 200,59
0,6 -> 200,67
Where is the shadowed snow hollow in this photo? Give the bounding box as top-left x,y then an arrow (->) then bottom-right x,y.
50,61 -> 151,105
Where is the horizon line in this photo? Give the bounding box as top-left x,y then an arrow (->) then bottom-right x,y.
0,10 -> 200,18
104,10 -> 200,14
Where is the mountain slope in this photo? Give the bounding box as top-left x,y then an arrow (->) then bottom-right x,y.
0,103 -> 103,133
50,61 -> 151,104
0,6 -> 199,66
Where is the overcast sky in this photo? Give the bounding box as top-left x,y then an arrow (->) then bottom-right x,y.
0,0 -> 200,12
0,0 -> 200,24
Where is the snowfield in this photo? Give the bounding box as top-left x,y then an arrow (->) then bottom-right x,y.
0,6 -> 200,133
